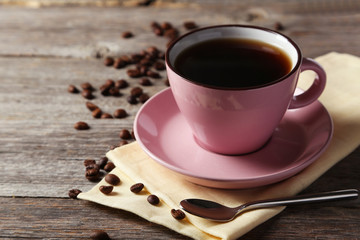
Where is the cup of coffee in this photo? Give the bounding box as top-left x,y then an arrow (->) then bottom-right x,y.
165,25 -> 326,155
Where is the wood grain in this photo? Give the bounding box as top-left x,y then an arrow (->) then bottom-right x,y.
0,1 -> 359,239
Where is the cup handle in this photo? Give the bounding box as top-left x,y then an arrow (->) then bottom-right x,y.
288,57 -> 326,109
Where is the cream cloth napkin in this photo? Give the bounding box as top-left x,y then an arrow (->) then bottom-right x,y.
79,52 -> 360,240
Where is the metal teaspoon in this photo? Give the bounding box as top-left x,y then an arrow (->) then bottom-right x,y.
180,189 -> 359,222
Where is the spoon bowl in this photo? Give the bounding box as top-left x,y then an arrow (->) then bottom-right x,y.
180,189 -> 359,222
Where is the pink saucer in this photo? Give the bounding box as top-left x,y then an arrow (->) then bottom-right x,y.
134,88 -> 333,189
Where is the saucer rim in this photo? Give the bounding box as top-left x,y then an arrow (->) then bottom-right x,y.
134,88 -> 333,186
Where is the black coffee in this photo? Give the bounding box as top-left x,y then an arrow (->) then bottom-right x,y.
174,38 -> 292,88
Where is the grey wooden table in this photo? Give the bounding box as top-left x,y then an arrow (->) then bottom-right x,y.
0,0 -> 359,239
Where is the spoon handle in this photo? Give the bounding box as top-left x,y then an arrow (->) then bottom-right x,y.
240,189 -> 359,212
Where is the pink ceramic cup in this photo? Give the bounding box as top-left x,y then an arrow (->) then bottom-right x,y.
165,25 -> 326,155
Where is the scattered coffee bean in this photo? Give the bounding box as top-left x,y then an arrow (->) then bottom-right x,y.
98,157 -> 108,169
81,82 -> 94,91
109,145 -> 118,150
138,93 -> 150,103
68,84 -> 79,93
92,108 -> 102,118
164,28 -> 179,40
119,129 -> 132,139
130,183 -> 144,193
127,95 -> 138,104
147,194 -> 160,205
153,61 -> 166,71
81,89 -> 94,99
161,22 -> 173,30
127,68 -> 142,78
130,87 -> 143,97
104,162 -> 115,172
105,174 -> 120,186
164,79 -> 170,86
120,55 -> 133,64
99,185 -> 113,195
146,70 -> 160,78
113,108 -> 127,118
113,58 -> 126,69
153,26 -> 163,36
139,77 -> 152,86
171,209 -> 186,220
122,31 -> 134,38
68,189 -> 82,199
86,101 -> 99,111
86,163 -> 100,171
84,159 -> 96,167
90,230 -> 111,240
101,113 -> 113,119
74,121 -> 90,130
119,140 -> 128,146
115,79 -> 129,89
274,21 -> 285,31
183,21 -> 198,30
108,87 -> 121,97
85,167 -> 100,182
104,57 -> 114,66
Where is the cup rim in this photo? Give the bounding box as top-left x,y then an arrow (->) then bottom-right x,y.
165,24 -> 303,90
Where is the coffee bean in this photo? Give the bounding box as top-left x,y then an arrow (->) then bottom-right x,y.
164,79 -> 170,86
130,54 -> 143,63
150,21 -> 160,29
171,209 -> 186,220
127,69 -> 142,78
108,87 -> 121,97
90,230 -> 111,240
122,31 -> 133,38
86,101 -> 99,111
113,58 -> 126,69
115,79 -> 129,89
120,55 -> 133,64
81,82 -> 94,91
105,174 -> 120,185
119,140 -> 128,146
119,129 -> 132,139
81,89 -> 94,99
109,145 -> 118,150
68,189 -> 82,199
274,21 -> 285,31
104,162 -> 115,172
164,28 -> 179,40
130,183 -> 144,193
74,121 -> 90,130
153,27 -> 163,36
139,93 -> 150,103
158,51 -> 165,60
100,84 -> 111,96
86,163 -> 100,171
147,194 -> 160,205
161,22 -> 172,30
105,79 -> 115,87
146,70 -> 160,78
101,113 -> 113,119
98,157 -> 108,169
139,78 -> 152,86
85,167 -> 100,182
92,108 -> 102,118
100,185 -> 113,194
127,95 -> 138,104
183,21 -> 198,30
104,57 -> 114,66
130,87 -> 143,97
113,108 -> 127,118
154,61 -> 166,71
84,159 -> 96,167
68,85 -> 79,93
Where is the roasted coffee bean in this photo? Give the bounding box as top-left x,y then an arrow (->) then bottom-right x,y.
153,27 -> 163,36
158,51 -> 165,59
74,121 -> 90,130
139,93 -> 150,103
109,145 -> 118,150
171,209 -> 186,220
105,174 -> 120,185
161,22 -> 172,30
147,194 -> 160,205
119,140 -> 128,146
164,79 -> 170,86
92,108 -> 102,118
86,163 -> 100,171
100,84 -> 111,96
99,185 -> 113,194
127,95 -> 138,104
101,113 -> 113,119
68,189 -> 82,199
84,159 -> 96,167
113,108 -> 127,118
81,82 -> 94,91
86,101 -> 99,111
115,79 -> 129,89
104,57 -> 114,66
164,28 -> 179,40
90,230 -> 111,240
81,89 -> 94,99
139,78 -> 152,86
138,65 -> 149,76
151,21 -> 160,29
154,61 -> 166,71
274,21 -> 285,31
130,54 -> 143,63
120,55 -> 133,64
113,58 -> 126,69
108,87 -> 121,97
98,157 -> 108,169
68,85 -> 79,93
146,70 -> 160,78
119,129 -> 132,139
105,79 -> 115,87
130,87 -> 143,97
183,21 -> 198,30
146,46 -> 159,55
122,31 -> 133,38
104,162 -> 115,172
130,183 -> 144,193
85,167 -> 100,181
127,69 -> 142,78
